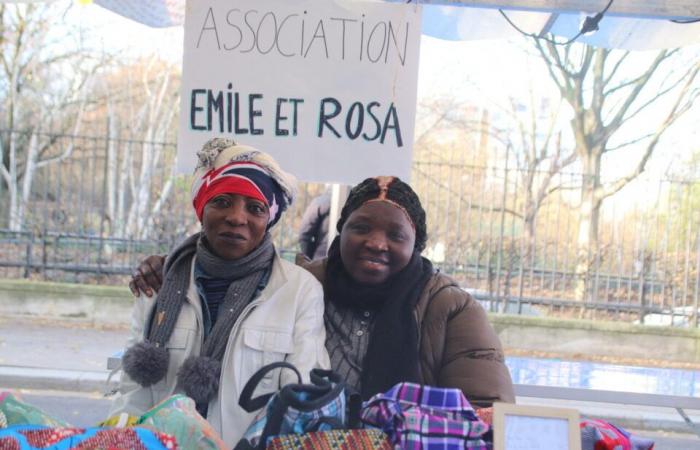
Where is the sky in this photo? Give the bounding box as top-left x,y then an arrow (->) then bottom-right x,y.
68,2 -> 184,62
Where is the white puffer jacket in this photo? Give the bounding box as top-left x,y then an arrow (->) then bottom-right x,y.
110,253 -> 330,448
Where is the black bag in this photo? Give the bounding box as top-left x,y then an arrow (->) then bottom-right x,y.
234,362 -> 361,450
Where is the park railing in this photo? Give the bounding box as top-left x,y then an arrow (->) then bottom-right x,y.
1,128 -> 699,326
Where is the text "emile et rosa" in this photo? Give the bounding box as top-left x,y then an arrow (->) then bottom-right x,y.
190,85 -> 404,147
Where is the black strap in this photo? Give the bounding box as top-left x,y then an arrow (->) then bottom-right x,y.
304,369 -> 362,429
238,361 -> 302,413
255,370 -> 341,448
346,390 -> 362,429
232,439 -> 256,450
257,383 -> 339,447
256,391 -> 291,450
239,364 -> 360,449
310,368 -> 342,386
306,369 -> 362,429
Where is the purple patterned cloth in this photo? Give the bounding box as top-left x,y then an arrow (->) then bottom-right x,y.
361,383 -> 490,449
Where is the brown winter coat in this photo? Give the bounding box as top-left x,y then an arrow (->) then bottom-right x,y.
298,256 -> 515,407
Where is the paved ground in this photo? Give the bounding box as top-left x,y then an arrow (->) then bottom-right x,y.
17,391 -> 112,428
0,317 -> 128,372
2,317 -> 700,448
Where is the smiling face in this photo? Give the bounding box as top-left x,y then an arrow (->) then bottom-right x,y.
201,193 -> 269,260
339,201 -> 416,285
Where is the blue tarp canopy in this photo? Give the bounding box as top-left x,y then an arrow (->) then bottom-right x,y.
83,0 -> 700,50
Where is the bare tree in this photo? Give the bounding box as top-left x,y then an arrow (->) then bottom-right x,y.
504,94 -> 576,245
99,58 -> 180,239
0,3 -> 105,230
534,40 -> 700,301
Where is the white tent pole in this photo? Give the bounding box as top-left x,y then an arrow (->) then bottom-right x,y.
327,183 -> 348,251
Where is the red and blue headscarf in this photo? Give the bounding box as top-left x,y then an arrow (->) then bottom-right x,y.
191,160 -> 289,228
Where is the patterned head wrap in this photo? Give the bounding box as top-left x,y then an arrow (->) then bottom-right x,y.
336,176 -> 427,252
190,138 -> 296,228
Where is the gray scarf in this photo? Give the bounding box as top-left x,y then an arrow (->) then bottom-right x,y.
122,232 -> 275,407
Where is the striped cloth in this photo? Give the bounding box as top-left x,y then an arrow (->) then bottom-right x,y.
324,300 -> 375,392
361,383 -> 490,450
194,262 -> 271,336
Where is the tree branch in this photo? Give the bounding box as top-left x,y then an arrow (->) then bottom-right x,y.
539,100 -> 563,161
613,61 -> 698,128
534,39 -> 570,101
533,135 -> 577,207
603,50 -> 672,136
35,76 -> 91,168
603,132 -> 656,153
604,72 -> 651,98
603,51 -> 629,88
599,61 -> 700,202
413,166 -> 523,219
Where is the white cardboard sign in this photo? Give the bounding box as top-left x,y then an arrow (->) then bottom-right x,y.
177,0 -> 422,183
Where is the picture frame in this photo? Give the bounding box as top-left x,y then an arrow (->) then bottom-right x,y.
493,402 -> 582,450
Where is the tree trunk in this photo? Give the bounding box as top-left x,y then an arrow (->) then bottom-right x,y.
126,139 -> 154,238
115,140 -> 131,238
7,132 -> 20,231
142,174 -> 174,240
14,131 -> 39,231
575,150 -> 602,304
106,110 -> 118,224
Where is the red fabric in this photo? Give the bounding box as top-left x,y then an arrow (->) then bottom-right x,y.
475,407 -> 493,426
580,418 -> 654,450
193,164 -> 267,221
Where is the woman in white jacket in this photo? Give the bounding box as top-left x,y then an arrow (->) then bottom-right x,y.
110,138 -> 329,448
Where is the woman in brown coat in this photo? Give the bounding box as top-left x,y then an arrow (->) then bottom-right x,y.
130,176 -> 514,407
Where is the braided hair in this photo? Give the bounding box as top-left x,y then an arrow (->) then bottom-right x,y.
336,177 -> 427,252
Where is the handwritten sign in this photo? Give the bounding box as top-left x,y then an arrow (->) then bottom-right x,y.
177,0 -> 422,183
493,403 -> 581,450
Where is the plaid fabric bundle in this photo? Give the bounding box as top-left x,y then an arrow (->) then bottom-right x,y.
266,429 -> 392,450
236,362 -> 361,450
580,418 -> 654,450
361,383 -> 490,450
0,425 -> 177,450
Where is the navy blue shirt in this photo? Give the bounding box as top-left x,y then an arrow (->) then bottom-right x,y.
194,261 -> 271,337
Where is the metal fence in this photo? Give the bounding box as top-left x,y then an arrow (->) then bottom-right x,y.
2,128 -> 699,326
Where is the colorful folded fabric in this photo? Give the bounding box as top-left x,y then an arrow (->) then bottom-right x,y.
474,408 -> 493,427
2,391 -> 228,450
0,392 -> 69,428
580,418 -> 654,450
138,395 -> 226,450
0,424 -> 177,449
362,383 -> 490,450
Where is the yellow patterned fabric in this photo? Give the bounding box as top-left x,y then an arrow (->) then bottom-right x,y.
99,412 -> 140,428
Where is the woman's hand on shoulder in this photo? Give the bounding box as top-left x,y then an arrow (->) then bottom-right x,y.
128,254 -> 166,297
